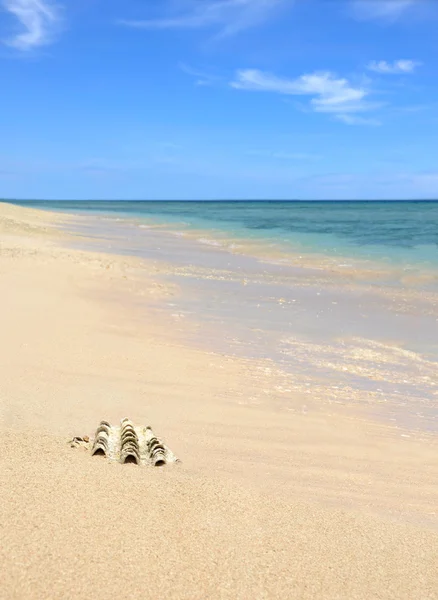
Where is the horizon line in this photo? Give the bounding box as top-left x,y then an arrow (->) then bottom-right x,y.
3,198 -> 438,203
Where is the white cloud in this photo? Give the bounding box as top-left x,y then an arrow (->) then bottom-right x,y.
350,0 -> 415,21
119,0 -> 288,37
231,69 -> 386,125
2,0 -> 61,50
367,59 -> 421,74
335,114 -> 381,126
231,69 -> 375,113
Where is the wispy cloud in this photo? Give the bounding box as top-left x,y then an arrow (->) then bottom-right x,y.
335,114 -> 381,126
349,0 -> 415,21
231,69 -> 380,122
367,59 -> 421,74
119,0 -> 288,37
2,0 -> 61,50
179,62 -> 223,86
392,103 -> 435,114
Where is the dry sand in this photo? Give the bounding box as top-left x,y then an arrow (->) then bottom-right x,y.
0,202 -> 437,600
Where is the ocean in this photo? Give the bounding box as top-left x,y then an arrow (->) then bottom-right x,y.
11,200 -> 438,432
14,200 -> 438,271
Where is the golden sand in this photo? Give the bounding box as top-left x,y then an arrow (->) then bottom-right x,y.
0,202 -> 437,599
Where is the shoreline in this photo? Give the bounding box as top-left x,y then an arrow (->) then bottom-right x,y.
54,204 -> 438,435
10,199 -> 438,288
1,201 -> 437,599
52,204 -> 438,323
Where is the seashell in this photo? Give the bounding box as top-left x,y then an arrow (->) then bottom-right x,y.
96,420 -> 111,432
121,426 -> 136,435
144,427 -> 168,467
120,419 -> 140,464
95,423 -> 111,436
91,439 -> 109,457
120,449 -> 140,465
91,420 -> 111,457
121,435 -> 138,447
73,419 -> 180,466
120,425 -> 136,436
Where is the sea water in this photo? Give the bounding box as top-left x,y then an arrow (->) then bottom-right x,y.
11,200 -> 438,431
14,200 -> 438,268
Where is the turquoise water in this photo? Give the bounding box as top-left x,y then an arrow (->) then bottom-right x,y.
8,199 -> 438,431
10,200 -> 438,269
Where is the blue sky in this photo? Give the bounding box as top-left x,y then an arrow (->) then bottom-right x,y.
0,0 -> 437,200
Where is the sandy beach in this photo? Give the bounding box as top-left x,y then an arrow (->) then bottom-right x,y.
0,202 -> 437,600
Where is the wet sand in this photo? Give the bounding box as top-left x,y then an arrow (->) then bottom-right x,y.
65,212 -> 438,433
0,202 -> 437,599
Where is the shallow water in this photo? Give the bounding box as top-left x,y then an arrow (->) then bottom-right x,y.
11,200 -> 438,432
52,213 -> 438,434
13,199 -> 438,275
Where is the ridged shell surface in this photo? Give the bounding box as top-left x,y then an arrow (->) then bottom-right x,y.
75,419 -> 179,466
